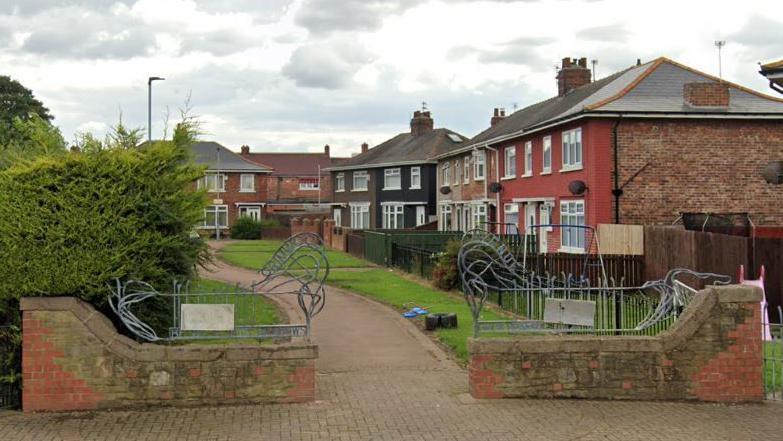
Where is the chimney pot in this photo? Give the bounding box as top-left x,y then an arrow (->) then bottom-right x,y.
361,142 -> 369,154
490,107 -> 507,127
240,145 -> 250,155
324,144 -> 330,156
579,57 -> 588,68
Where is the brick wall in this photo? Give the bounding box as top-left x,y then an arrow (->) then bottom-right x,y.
468,285 -> 763,402
21,297 -> 317,412
266,176 -> 328,203
684,82 -> 730,107
290,217 -> 324,237
617,119 -> 783,226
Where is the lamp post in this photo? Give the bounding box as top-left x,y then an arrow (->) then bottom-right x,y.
147,76 -> 165,142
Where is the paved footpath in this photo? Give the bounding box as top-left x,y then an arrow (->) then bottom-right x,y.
2,242 -> 783,440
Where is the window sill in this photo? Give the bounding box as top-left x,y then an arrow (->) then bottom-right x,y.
351,189 -> 368,192
382,187 -> 402,191
299,189 -> 320,191
521,173 -> 533,178
500,176 -> 516,181
335,190 -> 345,193
474,177 -> 485,182
558,246 -> 585,254
239,190 -> 256,193
207,190 -> 226,193
559,166 -> 583,173
540,170 -> 552,175
409,186 -> 422,190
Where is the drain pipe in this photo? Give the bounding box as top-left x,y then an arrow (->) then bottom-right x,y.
611,115 -> 623,224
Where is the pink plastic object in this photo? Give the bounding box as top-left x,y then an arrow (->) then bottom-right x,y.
739,265 -> 773,341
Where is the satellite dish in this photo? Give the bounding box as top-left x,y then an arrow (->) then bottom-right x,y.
440,186 -> 452,195
762,161 -> 783,184
568,180 -> 587,195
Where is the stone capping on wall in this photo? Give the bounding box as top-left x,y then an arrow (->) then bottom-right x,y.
20,297 -> 318,362
468,285 -> 764,402
21,297 -> 318,412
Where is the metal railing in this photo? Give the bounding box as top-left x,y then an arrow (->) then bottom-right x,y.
763,304 -> 783,400
390,244 -> 440,278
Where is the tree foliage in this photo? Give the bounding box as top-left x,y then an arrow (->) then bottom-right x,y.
0,76 -> 54,146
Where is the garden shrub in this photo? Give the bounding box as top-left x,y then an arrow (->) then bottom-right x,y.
231,216 -> 263,239
431,239 -> 461,291
0,127 -> 209,336
259,217 -> 282,228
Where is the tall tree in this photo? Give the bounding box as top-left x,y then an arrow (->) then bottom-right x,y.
0,75 -> 52,124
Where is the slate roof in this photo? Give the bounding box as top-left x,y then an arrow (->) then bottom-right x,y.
327,128 -> 468,171
441,57 -> 783,158
190,141 -> 271,172
241,152 -> 335,176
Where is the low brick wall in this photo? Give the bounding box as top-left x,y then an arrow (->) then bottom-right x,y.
21,297 -> 317,412
469,285 -> 763,402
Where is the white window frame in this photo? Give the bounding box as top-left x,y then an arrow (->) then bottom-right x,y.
503,145 -> 516,179
382,204 -> 405,229
415,206 -> 426,226
238,206 -> 261,221
335,173 -> 345,192
453,160 -> 460,185
198,173 -> 226,192
474,150 -> 485,181
441,162 -> 451,187
203,205 -> 228,228
561,128 -> 583,171
542,136 -> 552,174
352,171 -> 369,192
239,174 -> 255,192
440,204 -> 453,231
410,167 -> 421,189
559,199 -> 586,253
523,142 -> 532,177
463,157 -> 470,183
472,203 -> 487,230
350,203 -> 370,229
503,203 -> 519,235
299,178 -> 319,191
383,168 -> 402,190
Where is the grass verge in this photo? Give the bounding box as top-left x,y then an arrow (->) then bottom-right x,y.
219,240 -> 370,269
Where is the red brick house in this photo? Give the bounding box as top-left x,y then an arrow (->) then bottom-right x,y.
191,141 -> 272,234
441,56 -> 783,253
240,145 -> 344,215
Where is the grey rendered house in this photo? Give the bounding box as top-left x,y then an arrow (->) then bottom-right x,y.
325,110 -> 467,229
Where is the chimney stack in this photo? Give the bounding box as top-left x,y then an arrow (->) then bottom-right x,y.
240,145 -> 250,155
490,108 -> 506,126
684,82 -> 730,107
361,142 -> 369,154
556,57 -> 592,96
324,144 -> 330,157
410,110 -> 434,136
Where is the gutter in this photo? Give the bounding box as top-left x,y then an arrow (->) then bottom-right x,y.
323,159 -> 436,172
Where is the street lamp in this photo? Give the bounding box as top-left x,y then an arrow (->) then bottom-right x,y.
147,76 -> 165,142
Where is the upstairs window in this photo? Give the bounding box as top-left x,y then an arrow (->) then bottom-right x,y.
524,142 -> 532,176
562,128 -> 583,170
474,150 -> 485,180
542,136 -> 552,173
410,167 -> 421,189
240,174 -> 255,192
441,162 -> 451,186
336,173 -> 345,191
353,171 -> 369,191
299,178 -> 319,190
198,173 -> 226,192
504,146 -> 516,178
453,160 -> 460,185
384,168 -> 401,190
463,158 -> 470,183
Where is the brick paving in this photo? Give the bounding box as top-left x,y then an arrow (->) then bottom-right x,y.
2,242 -> 782,440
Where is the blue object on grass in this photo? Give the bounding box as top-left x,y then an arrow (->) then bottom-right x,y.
403,311 -> 418,318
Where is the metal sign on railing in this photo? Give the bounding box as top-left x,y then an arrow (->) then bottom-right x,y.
457,228 -> 731,338
109,233 -> 329,342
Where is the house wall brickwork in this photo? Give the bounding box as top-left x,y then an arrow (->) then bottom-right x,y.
20,297 -> 317,412
468,285 -> 763,402
616,119 -> 783,226
196,172 -> 270,234
684,82 -> 730,107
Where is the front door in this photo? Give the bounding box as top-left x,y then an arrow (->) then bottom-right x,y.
525,203 -> 537,236
416,206 -> 426,226
539,203 -> 550,253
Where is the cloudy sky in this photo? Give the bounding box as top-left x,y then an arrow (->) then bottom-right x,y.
1,0 -> 780,156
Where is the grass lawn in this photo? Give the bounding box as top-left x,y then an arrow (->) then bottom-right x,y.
765,341 -> 783,392
219,240 -> 370,270
188,279 -> 280,327
327,268 -> 503,361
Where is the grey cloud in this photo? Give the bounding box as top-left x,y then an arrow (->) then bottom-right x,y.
730,15 -> 782,60
282,40 -> 373,89
576,24 -> 628,42
179,30 -> 266,57
449,37 -> 553,69
0,1 -> 129,16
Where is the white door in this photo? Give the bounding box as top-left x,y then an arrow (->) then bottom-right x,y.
525,204 -> 537,236
539,204 -> 550,253
416,206 -> 426,226
333,208 -> 342,226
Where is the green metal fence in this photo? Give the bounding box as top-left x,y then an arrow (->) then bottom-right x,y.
363,230 -> 462,266
390,244 -> 440,278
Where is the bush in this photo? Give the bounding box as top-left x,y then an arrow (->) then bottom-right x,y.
431,239 -> 461,291
0,135 -> 209,334
231,216 -> 263,239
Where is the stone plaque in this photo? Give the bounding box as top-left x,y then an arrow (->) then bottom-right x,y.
181,304 -> 235,331
543,298 -> 595,327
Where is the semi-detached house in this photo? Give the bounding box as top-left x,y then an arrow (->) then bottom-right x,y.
437,56 -> 783,253
325,110 -> 467,230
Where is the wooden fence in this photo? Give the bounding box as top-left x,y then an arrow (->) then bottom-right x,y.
598,224 -> 644,255
346,231 -> 365,260
516,253 -> 644,286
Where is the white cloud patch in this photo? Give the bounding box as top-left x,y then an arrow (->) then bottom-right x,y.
282,39 -> 374,89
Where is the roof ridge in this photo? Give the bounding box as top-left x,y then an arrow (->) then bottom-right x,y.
585,57 -> 666,110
